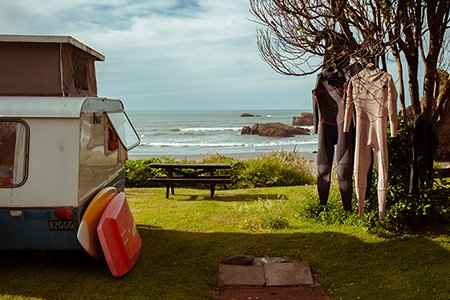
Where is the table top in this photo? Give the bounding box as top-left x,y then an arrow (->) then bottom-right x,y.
149,163 -> 231,169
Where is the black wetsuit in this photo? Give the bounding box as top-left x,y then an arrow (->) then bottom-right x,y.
409,113 -> 437,192
312,69 -> 354,211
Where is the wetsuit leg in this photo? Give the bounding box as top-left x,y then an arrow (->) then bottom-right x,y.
354,120 -> 373,216
373,119 -> 389,219
335,122 -> 354,211
317,123 -> 337,205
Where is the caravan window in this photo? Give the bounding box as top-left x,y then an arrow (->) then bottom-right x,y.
106,124 -> 119,154
106,112 -> 140,150
0,121 -> 28,187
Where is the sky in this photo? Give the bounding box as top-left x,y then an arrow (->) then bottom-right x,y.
0,0 -> 316,111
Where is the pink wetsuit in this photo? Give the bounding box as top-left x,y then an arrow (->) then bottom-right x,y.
343,68 -> 398,219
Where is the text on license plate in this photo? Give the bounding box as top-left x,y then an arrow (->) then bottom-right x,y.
48,220 -> 78,231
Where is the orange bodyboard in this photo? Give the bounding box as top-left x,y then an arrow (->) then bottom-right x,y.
77,187 -> 119,260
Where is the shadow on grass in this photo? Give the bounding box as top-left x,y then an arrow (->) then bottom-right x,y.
141,187 -> 292,202
0,227 -> 449,299
176,193 -> 289,202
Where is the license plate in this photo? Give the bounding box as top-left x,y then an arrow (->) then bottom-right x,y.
48,220 -> 78,231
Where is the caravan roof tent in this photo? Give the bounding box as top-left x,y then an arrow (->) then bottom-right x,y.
0,34 -> 104,97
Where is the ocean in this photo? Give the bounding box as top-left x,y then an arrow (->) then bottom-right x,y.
126,110 -> 318,158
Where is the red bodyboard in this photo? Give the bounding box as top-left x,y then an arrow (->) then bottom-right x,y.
97,192 -> 142,277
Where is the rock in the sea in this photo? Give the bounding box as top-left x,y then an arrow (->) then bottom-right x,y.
266,128 -> 292,138
292,112 -> 314,126
241,126 -> 252,134
241,112 -> 263,117
241,122 -> 310,138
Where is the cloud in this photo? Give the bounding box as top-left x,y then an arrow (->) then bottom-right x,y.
0,0 -> 313,111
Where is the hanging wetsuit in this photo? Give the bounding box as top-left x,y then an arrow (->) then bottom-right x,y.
312,68 -> 354,211
343,68 -> 398,219
409,113 -> 437,193
344,62 -> 374,200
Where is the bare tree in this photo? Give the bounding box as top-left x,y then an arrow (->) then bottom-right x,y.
249,0 -> 450,121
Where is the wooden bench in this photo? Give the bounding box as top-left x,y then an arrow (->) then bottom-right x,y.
148,163 -> 232,198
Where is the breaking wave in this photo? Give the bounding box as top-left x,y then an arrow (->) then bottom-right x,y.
139,140 -> 317,148
180,127 -> 242,132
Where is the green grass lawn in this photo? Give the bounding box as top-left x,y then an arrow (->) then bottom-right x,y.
0,186 -> 449,299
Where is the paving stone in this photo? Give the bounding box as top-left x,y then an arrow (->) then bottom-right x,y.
264,261 -> 314,286
218,264 -> 265,286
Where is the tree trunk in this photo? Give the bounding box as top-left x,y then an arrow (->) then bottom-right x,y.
392,48 -> 406,116
406,59 -> 421,116
422,60 -> 437,120
421,29 -> 439,119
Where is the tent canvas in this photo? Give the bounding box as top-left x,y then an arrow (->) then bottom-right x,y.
0,35 -> 104,97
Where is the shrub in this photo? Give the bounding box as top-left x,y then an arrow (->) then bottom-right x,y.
199,153 -> 245,189
236,151 -> 315,188
387,178 -> 450,231
298,116 -> 450,233
297,188 -> 360,226
125,151 -> 315,189
374,116 -> 449,231
125,157 -> 177,187
125,158 -> 161,187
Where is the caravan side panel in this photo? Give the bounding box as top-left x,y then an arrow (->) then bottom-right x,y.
78,113 -> 125,204
0,117 -> 81,249
5,118 -> 79,207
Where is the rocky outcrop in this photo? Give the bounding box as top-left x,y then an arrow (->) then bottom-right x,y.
241,122 -> 310,138
241,126 -> 252,134
292,112 -> 314,126
241,113 -> 263,117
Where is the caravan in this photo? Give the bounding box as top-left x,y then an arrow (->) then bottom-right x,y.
0,35 -> 140,249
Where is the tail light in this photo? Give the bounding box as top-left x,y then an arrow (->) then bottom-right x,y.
54,208 -> 74,220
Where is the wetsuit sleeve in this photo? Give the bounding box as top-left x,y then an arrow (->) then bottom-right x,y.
343,79 -> 354,133
387,75 -> 398,137
312,74 -> 321,134
312,91 -> 319,134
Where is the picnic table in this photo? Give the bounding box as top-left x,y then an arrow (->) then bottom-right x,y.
148,163 -> 232,198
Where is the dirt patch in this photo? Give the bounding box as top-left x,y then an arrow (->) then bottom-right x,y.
214,286 -> 328,300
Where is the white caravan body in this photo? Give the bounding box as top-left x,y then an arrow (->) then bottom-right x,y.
0,97 -> 139,249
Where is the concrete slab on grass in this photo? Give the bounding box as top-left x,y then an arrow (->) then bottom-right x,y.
264,261 -> 314,286
218,264 -> 265,286
219,258 -> 314,287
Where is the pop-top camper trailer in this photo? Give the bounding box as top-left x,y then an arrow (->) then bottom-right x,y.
0,35 -> 140,249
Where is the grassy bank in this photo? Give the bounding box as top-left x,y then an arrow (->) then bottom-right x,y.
0,186 -> 449,299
